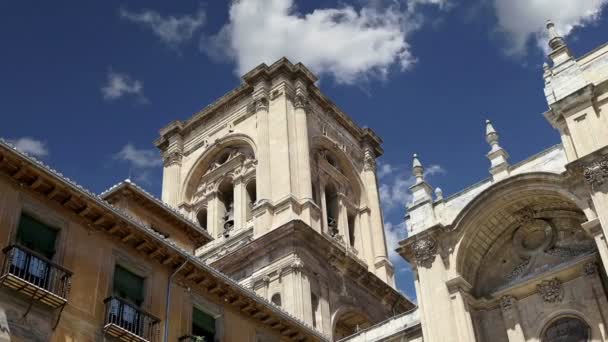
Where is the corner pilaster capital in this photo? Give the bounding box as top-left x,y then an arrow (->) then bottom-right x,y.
583,154 -> 608,189
499,295 -> 517,311
163,151 -> 183,167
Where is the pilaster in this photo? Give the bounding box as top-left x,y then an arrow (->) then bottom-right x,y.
499,295 -> 527,341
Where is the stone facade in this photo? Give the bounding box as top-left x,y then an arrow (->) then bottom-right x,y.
397,22 -> 608,342
155,58 -> 413,340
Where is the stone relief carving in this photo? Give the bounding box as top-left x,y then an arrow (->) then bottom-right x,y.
413,237 -> 437,268
293,94 -> 308,109
505,257 -> 531,281
500,295 -> 516,310
583,155 -> 608,188
584,262 -> 597,276
537,278 -> 563,303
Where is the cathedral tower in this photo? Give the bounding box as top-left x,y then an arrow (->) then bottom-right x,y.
155,58 -> 413,339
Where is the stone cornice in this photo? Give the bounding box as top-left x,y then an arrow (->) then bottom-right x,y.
0,139 -> 328,342
210,220 -> 415,313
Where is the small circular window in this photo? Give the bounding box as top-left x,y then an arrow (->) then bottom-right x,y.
542,316 -> 589,342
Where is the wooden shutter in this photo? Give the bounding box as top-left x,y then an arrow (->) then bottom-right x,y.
113,265 -> 144,306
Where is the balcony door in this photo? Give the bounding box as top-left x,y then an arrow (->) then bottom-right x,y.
192,307 -> 216,341
11,214 -> 58,288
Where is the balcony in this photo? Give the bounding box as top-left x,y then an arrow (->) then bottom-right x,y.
103,296 -> 160,342
0,244 -> 72,308
178,335 -> 207,342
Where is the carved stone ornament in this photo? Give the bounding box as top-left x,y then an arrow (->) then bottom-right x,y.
500,295 -> 516,311
293,94 -> 308,110
584,262 -> 597,277
249,96 -> 269,113
583,155 -> 608,188
514,207 -> 536,225
291,256 -> 304,271
163,151 -> 183,167
413,237 -> 437,268
536,278 -> 564,303
363,145 -> 376,172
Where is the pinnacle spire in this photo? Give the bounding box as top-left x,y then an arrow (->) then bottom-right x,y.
485,119 -> 509,180
546,20 -> 566,51
412,153 -> 424,184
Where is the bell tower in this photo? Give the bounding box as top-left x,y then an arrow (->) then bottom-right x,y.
156,58 -> 413,338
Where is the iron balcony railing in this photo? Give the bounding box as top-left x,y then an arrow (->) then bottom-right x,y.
1,244 -> 72,304
178,335 -> 208,342
103,296 -> 160,341
178,335 -> 207,342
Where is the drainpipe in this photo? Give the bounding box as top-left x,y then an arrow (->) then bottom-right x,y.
164,260 -> 188,342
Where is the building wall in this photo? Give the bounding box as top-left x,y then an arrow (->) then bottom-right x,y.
0,176 -> 285,342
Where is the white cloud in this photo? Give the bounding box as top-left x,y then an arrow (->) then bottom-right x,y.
120,7 -> 205,49
7,137 -> 49,157
493,0 -> 608,55
206,0 -> 434,84
377,161 -> 394,179
384,221 -> 408,263
101,71 -> 146,102
379,162 -> 444,211
114,143 -> 162,169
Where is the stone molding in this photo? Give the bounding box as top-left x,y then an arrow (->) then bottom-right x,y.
413,237 -> 437,268
163,151 -> 183,167
583,154 -> 608,188
537,278 -> 564,303
363,144 -> 376,172
499,295 -> 516,311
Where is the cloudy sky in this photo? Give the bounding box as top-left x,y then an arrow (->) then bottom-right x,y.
1,0 -> 607,299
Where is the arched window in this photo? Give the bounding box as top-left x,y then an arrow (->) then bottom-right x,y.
324,183 -> 339,237
246,180 -> 257,221
271,293 -> 281,307
542,316 -> 589,342
196,208 -> 208,231
218,179 -> 235,237
311,293 -> 320,329
347,213 -> 356,248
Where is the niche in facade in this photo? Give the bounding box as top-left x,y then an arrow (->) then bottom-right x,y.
271,293 -> 281,307
347,213 -> 356,248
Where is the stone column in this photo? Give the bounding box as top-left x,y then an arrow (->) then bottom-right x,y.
161,151 -> 182,207
338,193 -> 350,246
499,295 -> 526,342
206,192 -> 221,239
583,262 -> 608,340
358,208 -> 375,267
233,176 -> 246,230
582,154 -> 608,272
446,278 -> 476,342
361,143 -> 391,278
254,92 -> 271,203
582,218 -> 608,273
319,281 -> 332,336
411,236 -> 461,342
319,177 -> 328,234
293,89 -> 315,226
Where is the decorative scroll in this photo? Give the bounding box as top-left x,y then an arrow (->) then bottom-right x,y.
413,237 -> 437,268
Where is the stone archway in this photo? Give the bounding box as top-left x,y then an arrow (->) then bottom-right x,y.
331,307 -> 371,340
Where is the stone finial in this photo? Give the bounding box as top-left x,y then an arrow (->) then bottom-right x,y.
412,154 -> 424,184
435,187 -> 443,201
546,20 -> 566,51
485,120 -> 509,180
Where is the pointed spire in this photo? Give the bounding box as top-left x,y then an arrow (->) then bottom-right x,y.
485,119 -> 510,181
485,120 -> 500,151
546,20 -> 566,51
409,153 -> 434,206
412,153 -> 424,184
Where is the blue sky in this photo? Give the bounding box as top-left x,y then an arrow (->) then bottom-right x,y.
1,0 -> 607,300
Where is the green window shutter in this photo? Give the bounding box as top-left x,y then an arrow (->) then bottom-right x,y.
193,307 -> 215,336
113,265 -> 144,306
16,214 -> 58,259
